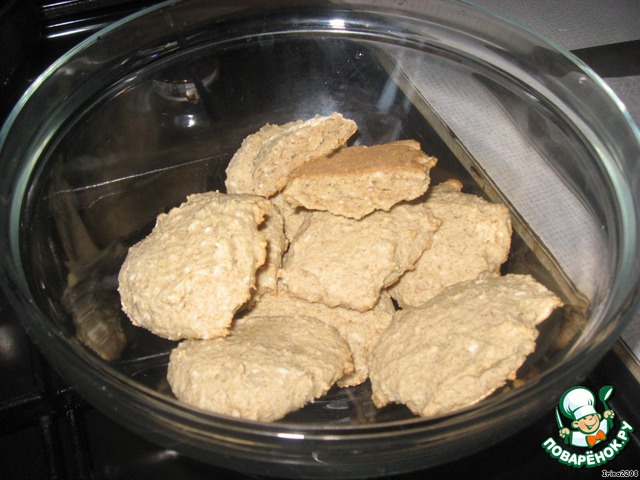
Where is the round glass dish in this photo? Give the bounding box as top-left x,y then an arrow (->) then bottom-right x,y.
1,0 -> 639,478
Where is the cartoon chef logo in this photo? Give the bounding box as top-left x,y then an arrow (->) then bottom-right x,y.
556,386 -> 615,448
542,384 -> 635,468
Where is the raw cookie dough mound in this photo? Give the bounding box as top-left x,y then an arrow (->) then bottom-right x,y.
280,202 -> 441,312
118,192 -> 268,340
224,112 -> 357,197
283,140 -> 438,219
167,315 -> 353,421
389,179 -> 512,308
369,274 -> 563,418
242,287 -> 395,387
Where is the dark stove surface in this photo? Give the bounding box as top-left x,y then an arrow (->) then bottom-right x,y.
1,1 -> 639,479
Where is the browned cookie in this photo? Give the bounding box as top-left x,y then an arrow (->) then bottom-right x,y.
283,140 -> 437,219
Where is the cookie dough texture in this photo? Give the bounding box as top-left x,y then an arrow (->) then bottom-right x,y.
270,192 -> 309,243
389,179 -> 512,308
242,288 -> 395,387
284,140 -> 437,219
118,192 -> 268,340
280,202 -> 441,312
249,198 -> 286,298
224,112 -> 357,197
369,274 -> 563,418
167,315 -> 353,421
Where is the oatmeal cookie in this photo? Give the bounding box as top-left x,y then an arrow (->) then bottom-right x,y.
280,202 -> 441,312
389,179 -> 512,307
369,274 -> 562,417
167,315 -> 353,421
283,140 -> 437,219
224,112 -> 357,197
118,192 -> 268,340
242,287 -> 395,387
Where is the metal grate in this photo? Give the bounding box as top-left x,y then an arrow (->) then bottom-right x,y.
36,0 -> 160,38
0,293 -> 89,479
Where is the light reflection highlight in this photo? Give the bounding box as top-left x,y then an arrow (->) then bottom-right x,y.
277,432 -> 305,440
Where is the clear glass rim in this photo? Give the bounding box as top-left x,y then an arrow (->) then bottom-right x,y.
0,0 -> 639,445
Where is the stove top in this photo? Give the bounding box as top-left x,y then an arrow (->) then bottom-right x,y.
1,1 -> 639,479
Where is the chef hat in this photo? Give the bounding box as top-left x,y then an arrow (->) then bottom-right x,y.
560,386 -> 597,421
